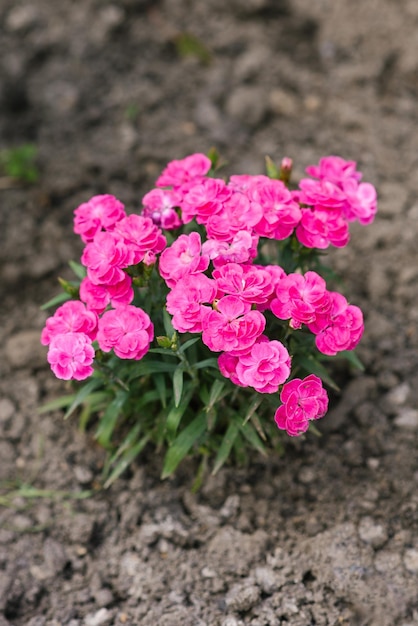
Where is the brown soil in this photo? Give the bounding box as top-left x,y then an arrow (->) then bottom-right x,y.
1,1 -> 418,624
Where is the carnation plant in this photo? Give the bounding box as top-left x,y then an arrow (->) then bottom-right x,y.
40,151 -> 376,486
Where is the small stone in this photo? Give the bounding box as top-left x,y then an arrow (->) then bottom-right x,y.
226,86 -> 267,126
94,588 -> 114,607
221,618 -> 244,626
201,566 -> 217,579
254,566 -> 278,594
5,331 -> 47,369
374,550 -> 402,573
404,548 -> 418,573
84,608 -> 112,626
394,408 -> 418,430
358,517 -> 388,549
386,382 -> 410,406
298,466 -> 315,484
268,88 -> 298,116
73,465 -> 94,485
0,398 -> 15,424
226,583 -> 260,612
220,494 -> 240,520
43,538 -> 67,575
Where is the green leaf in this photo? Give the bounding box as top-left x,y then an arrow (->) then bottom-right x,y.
161,412 -> 207,479
40,292 -> 72,311
163,309 -> 175,337
95,390 -> 128,447
193,358 -> 219,370
165,385 -> 195,442
153,373 -> 167,408
293,354 -> 340,392
212,421 -> 239,475
173,367 -> 184,408
265,155 -> 280,179
242,395 -> 263,425
38,394 -> 77,414
174,32 -> 212,65
68,260 -> 87,280
63,379 -> 103,420
207,379 -> 226,410
339,350 -> 365,371
103,434 -> 150,488
126,360 -> 177,381
236,418 -> 267,456
178,337 -> 200,354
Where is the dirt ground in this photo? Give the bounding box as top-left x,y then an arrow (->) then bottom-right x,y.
1,1 -> 418,624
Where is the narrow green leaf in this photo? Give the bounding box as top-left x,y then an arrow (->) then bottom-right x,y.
163,309 -> 175,337
212,421 -> 239,475
63,379 -> 103,420
68,260 -> 87,280
340,350 -> 365,371
265,155 -> 280,179
161,413 -> 207,479
207,379 -> 225,410
194,358 -> 219,370
178,337 -> 200,354
153,373 -> 167,408
103,434 -> 150,488
237,418 -> 267,456
148,348 -> 178,357
165,385 -> 194,442
40,292 -> 71,311
95,390 -> 128,447
126,360 -> 177,381
38,394 -> 76,413
242,395 -> 263,425
173,367 -> 184,408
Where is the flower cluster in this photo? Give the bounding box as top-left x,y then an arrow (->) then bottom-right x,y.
42,152 -> 376,469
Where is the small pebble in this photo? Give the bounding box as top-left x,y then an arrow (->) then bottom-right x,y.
394,408 -> 418,430
403,548 -> 418,573
358,516 -> 388,549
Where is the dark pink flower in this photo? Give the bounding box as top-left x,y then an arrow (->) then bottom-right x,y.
180,177 -> 231,224
298,178 -> 346,209
235,339 -> 291,393
141,188 -> 182,230
73,195 -> 126,243
252,180 -> 302,240
166,274 -> 217,333
114,214 -> 166,265
47,332 -> 95,381
213,263 -> 274,305
274,374 -> 328,436
97,305 -> 153,360
201,295 -> 265,354
296,208 -> 350,249
305,156 -> 361,186
308,292 -> 364,356
156,153 -> 212,188
81,231 -> 131,286
270,271 -> 330,329
41,300 -> 98,345
158,232 -> 209,287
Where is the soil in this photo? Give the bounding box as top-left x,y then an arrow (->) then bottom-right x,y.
1,0 -> 418,624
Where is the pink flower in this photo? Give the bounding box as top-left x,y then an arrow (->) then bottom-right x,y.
97,305 -> 154,360
41,300 -> 98,345
298,178 -> 346,209
252,180 -> 302,240
79,274 -> 134,314
305,156 -> 361,186
158,232 -> 209,287
308,292 -> 364,356
141,188 -> 182,230
73,195 -> 126,243
228,174 -> 271,197
342,180 -> 378,225
156,153 -> 212,188
201,295 -> 265,354
213,263 -> 274,305
270,271 -> 330,329
235,339 -> 291,393
115,214 -> 166,265
274,374 -> 329,436
296,208 -> 350,249
47,332 -> 95,381
166,274 -> 217,333
180,177 -> 231,224
81,231 -> 131,286
217,352 -> 243,387
202,231 -> 259,267
205,191 -> 262,240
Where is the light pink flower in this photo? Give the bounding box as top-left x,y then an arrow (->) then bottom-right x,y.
252,180 -> 302,240
235,339 -> 291,393
180,177 -> 231,224
97,305 -> 153,360
308,292 -> 364,356
342,180 -> 378,225
158,232 -> 209,287
202,231 -> 258,267
41,300 -> 98,345
156,153 -> 212,188
298,178 -> 346,209
213,263 -> 274,305
79,274 -> 134,314
115,214 -> 166,265
205,192 -> 263,240
141,188 -> 182,230
166,274 -> 217,333
274,374 -> 329,436
270,271 -> 330,329
305,156 -> 361,186
73,195 -> 126,243
201,295 -> 265,354
47,332 -> 95,381
296,208 -> 350,249
228,174 -> 271,197
81,231 -> 131,286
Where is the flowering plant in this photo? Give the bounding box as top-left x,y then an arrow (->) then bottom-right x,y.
41,151 -> 376,485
